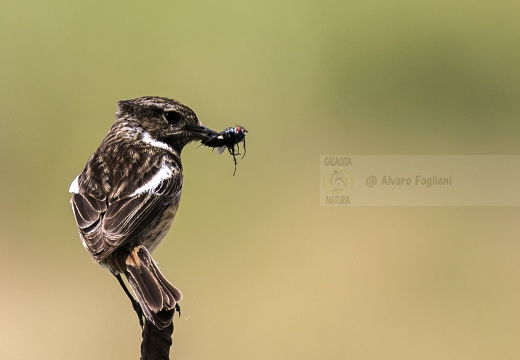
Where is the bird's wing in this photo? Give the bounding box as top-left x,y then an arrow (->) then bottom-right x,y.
70,158 -> 182,262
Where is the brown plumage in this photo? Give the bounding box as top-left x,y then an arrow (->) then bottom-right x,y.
69,96 -> 230,329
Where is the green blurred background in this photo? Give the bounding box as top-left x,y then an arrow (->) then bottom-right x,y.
2,0 -> 520,359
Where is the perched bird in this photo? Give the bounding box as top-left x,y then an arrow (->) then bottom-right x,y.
69,96 -> 232,329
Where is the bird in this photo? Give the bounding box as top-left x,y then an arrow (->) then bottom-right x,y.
69,96 -> 226,329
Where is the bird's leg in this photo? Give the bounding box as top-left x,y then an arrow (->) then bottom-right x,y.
114,273 -> 144,328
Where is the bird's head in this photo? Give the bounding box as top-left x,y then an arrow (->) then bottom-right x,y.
116,96 -> 219,153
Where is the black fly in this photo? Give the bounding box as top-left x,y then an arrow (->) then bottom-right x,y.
203,126 -> 248,175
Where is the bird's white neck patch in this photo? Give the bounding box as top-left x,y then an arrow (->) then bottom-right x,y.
69,175 -> 80,194
141,132 -> 174,153
130,162 -> 174,197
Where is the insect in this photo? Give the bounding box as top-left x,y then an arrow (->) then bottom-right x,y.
203,126 -> 248,175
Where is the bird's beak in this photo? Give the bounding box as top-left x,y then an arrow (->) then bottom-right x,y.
184,124 -> 219,142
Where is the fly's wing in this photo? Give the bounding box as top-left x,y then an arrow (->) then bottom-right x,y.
70,158 -> 182,262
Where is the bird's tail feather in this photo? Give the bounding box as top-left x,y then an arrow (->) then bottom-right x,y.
124,245 -> 182,329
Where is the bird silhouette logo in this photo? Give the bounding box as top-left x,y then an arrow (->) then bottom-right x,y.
323,169 -> 352,193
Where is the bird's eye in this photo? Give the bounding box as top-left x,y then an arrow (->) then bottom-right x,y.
164,111 -> 181,125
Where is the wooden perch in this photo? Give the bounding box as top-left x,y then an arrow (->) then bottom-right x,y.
140,319 -> 174,360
